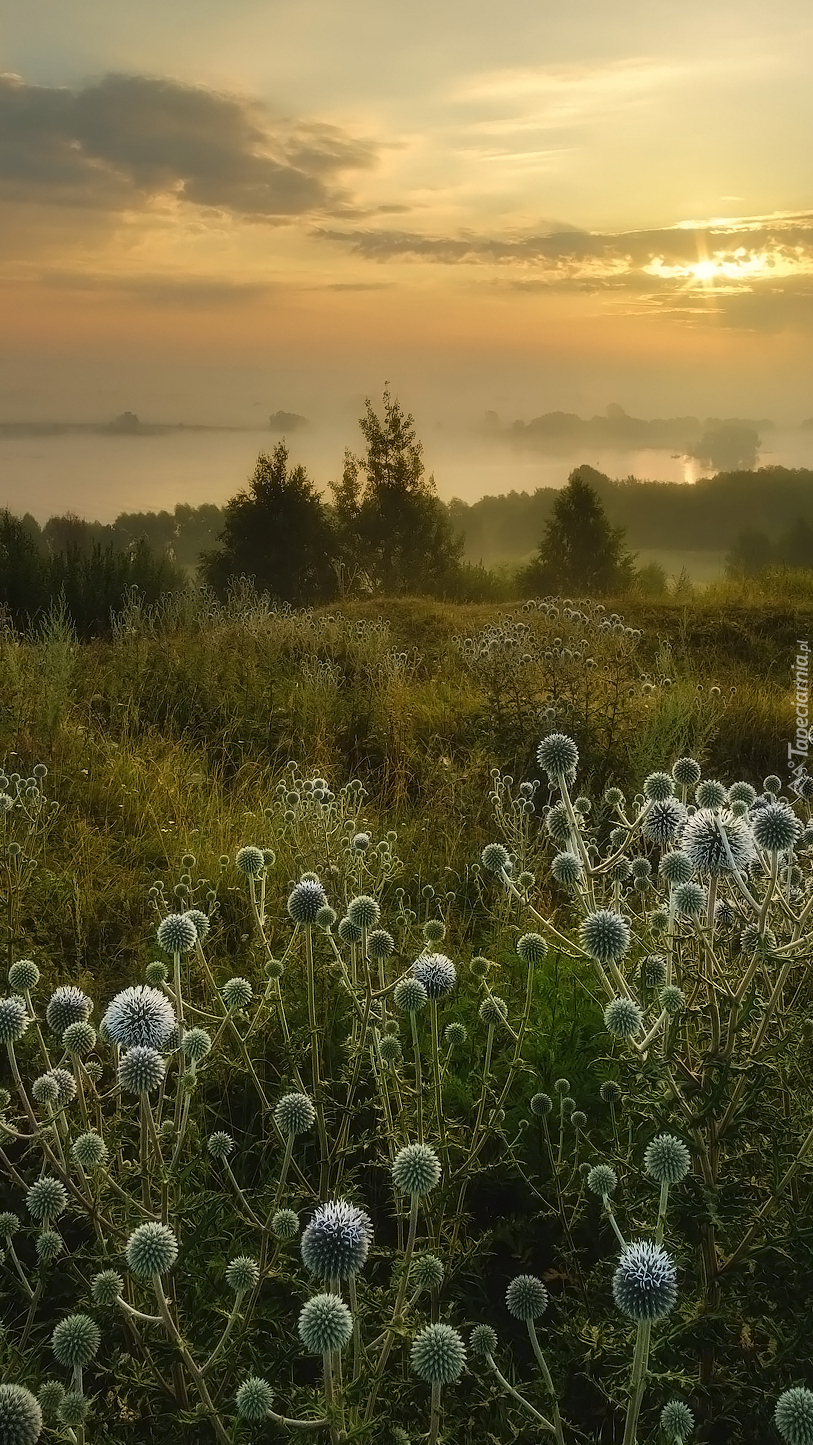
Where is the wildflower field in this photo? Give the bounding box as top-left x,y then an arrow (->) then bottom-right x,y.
1,588 -> 812,1445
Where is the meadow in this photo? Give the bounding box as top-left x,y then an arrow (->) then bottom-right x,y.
0,586 -> 811,1445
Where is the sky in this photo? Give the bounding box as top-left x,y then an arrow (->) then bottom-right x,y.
2,0 -> 813,492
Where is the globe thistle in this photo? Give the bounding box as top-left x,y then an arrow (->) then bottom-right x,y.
551,851 -> 583,887
338,916 -> 363,944
643,771 -> 675,802
0,996 -> 29,1044
673,881 -> 707,919
530,1092 -> 553,1117
644,1134 -> 691,1184
51,1313 -> 100,1369
71,1132 -> 108,1170
91,1270 -> 124,1307
46,986 -> 91,1036
126,1222 -> 179,1278
0,1385 -> 42,1445
271,1209 -> 299,1241
739,924 -> 777,955
298,1293 -> 353,1354
27,1176 -> 67,1223
481,843 -> 510,875
641,955 -> 667,989
660,984 -> 686,1016
506,1274 -> 548,1321
444,1021 -> 467,1047
612,1240 -> 677,1321
181,1028 -> 211,1063
682,809 -> 755,876
658,852 -> 692,886
672,758 -> 701,789
587,1164 -> 617,1197
631,857 -> 652,881
600,1080 -> 622,1103
265,957 -> 284,979
775,1387 -> 813,1445
649,907 -> 669,931
470,956 -> 490,979
102,985 -> 176,1049
571,1109 -> 587,1128
236,1377 -> 274,1423
301,1200 -> 373,1281
470,1323 -> 498,1358
235,846 -> 265,876
51,1068 -> 78,1107
378,1034 -> 402,1064
36,1230 -> 63,1267
118,1046 -> 165,1095
207,1131 -> 234,1161
346,895 -> 380,930
352,832 -> 370,851
0,1212 -> 20,1237
728,781 -> 756,805
8,959 -> 39,992
286,877 -> 329,925
392,1142 -> 442,1196
764,774 -> 783,794
517,933 -> 547,964
274,1092 -> 316,1137
37,1381 -> 65,1420
643,799 -> 688,848
695,779 -> 727,810
752,802 -> 802,854
479,995 -> 508,1027
57,1393 -> 88,1429
660,1400 -> 695,1439
545,803 -> 573,849
554,1077 -> 570,1094
411,1253 -> 444,1291
423,919 -> 446,944
222,977 -> 253,1010
225,1256 -> 260,1293
63,1021 -> 96,1057
580,910 -> 631,965
411,953 -> 456,999
410,1323 -> 466,1384
610,857 -> 632,884
144,962 -> 167,987
156,913 -> 197,954
605,786 -> 625,806
604,997 -> 643,1040
185,909 -> 210,942
394,977 -> 428,1013
536,733 -> 579,781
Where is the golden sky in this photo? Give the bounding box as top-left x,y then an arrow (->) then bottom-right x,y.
2,0 -> 813,434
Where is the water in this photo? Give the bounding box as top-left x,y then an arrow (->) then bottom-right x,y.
0,424 -> 811,524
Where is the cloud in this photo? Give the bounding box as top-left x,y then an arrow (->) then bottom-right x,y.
0,70 -> 380,220
34,270 -> 274,306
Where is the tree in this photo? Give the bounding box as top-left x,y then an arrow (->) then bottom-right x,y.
523,470 -> 635,595
777,516 -> 813,570
726,528 -> 773,577
331,386 -> 463,595
200,443 -> 337,604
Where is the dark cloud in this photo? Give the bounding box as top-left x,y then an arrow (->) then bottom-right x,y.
0,71 -> 379,219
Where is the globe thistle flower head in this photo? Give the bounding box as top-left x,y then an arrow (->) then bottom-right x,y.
8,959 -> 39,992
410,1323 -> 466,1384
301,1200 -> 373,1280
394,977 -> 428,1013
551,851 -> 583,887
659,851 -> 693,887
181,1027 -> 211,1063
695,779 -> 727,811
225,1256 -> 260,1293
610,857 -> 632,884
580,910 -> 631,965
612,1240 -> 677,1321
682,809 -> 755,876
184,909 -> 210,942
72,1132 -> 108,1170
274,1092 -> 316,1136
265,957 -> 284,979
545,803 -> 573,849
631,857 -> 652,881
352,832 -> 370,851
423,920 -> 446,946
411,1253 -> 444,1291
298,1293 -> 353,1354
126,1222 -> 178,1278
379,1034 -> 402,1063
222,977 -> 253,1010
37,1230 -> 63,1267
144,962 -> 167,987
156,913 -> 197,955
660,984 -> 686,1016
470,1324 -> 498,1358
57,1393 -> 88,1429
444,1020 -> 467,1047
600,1080 -> 622,1103
27,1176 -> 67,1223
235,846 -> 265,876
739,924 -> 777,955
644,1134 -> 691,1184
554,1077 -> 570,1094
207,1130 -> 235,1161
119,1046 -> 165,1095
62,1021 -> 95,1056
0,1212 -> 20,1236
571,1109 -> 587,1128
393,1143 -> 442,1196
530,1091 -> 553,1117
481,842 -> 510,875
0,1385 -> 42,1445
728,781 -> 756,805
103,985 -> 175,1051
673,881 -> 707,918
643,771 -> 675,802
537,732 -> 579,781
0,995 -> 29,1044
517,933 -> 547,964
764,773 -> 783,794
236,1377 -> 274,1423
642,798 -> 688,847
46,986 -> 92,1036
37,1381 -> 65,1420
506,1274 -> 548,1321
752,802 -> 802,854
672,757 -> 701,789
604,997 -> 643,1040
91,1270 -> 124,1307
411,953 -> 456,999
479,995 -> 508,1027
51,1068 -> 78,1107
711,898 -> 735,929
367,929 -> 395,960
775,1386 -> 813,1445
641,955 -> 667,989
347,895 -> 380,929
661,1400 -> 695,1440
587,1164 -> 617,1197
52,1313 -> 100,1369
271,1209 -> 299,1241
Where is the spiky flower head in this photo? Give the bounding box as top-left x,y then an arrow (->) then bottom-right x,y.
347,895 -> 381,930
36,1382 -> 65,1420
587,1164 -> 617,1197
660,984 -> 686,1016
660,1400 -> 695,1440
546,802 -> 572,849
423,919 -> 446,944
530,1092 -> 553,1117
659,851 -> 693,887
91,1270 -> 124,1307
367,929 -> 395,960
682,809 -> 755,876
156,913 -> 197,954
207,1131 -> 234,1161
394,977 -> 428,1013
181,1027 -> 211,1063
481,842 -> 510,875
225,1256 -> 260,1293
185,909 -> 210,941
644,1134 -> 691,1185
57,1393 -> 88,1429
600,1080 -> 622,1103
71,1132 -> 108,1170
610,857 -> 632,884
52,1313 -> 100,1369
352,832 -> 370,850
444,1021 -> 467,1047
411,953 -> 456,999
338,916 -> 362,944
470,1324 -> 498,1358
554,1077 -> 570,1095
517,933 -> 547,964
298,1293 -> 353,1354
673,881 -> 707,918
316,906 -> 337,930
8,960 -> 39,992
236,1377 -> 274,1423
410,1253 -> 444,1291
126,1222 -> 178,1278
144,962 -> 167,986
752,802 -> 802,854
118,1046 -> 165,1095
64,1021 -> 97,1057
643,799 -> 688,848
274,1093 -> 316,1137
27,1176 -> 67,1223
31,1074 -> 59,1109
631,857 -> 652,882
729,781 -> 756,805
301,1200 -> 373,1281
605,787 -> 625,806
604,997 -> 643,1040
551,851 -> 583,887
392,1143 -> 442,1196
764,773 -> 783,794
271,1209 -> 299,1241
580,910 -> 631,965
0,1385 -> 42,1445
613,1240 -> 677,1321
103,986 -> 176,1049
0,1212 -> 19,1237
479,995 -> 508,1027
643,771 -> 675,802
739,924 -> 777,955
287,879 -> 328,924
641,955 -> 667,989
694,779 -> 726,810
379,1034 -> 402,1063
775,1387 -> 813,1445
0,996 -> 29,1045
506,1274 -> 548,1321
537,733 -> 579,781
222,977 -> 253,1010
410,1323 -> 466,1384
36,1230 -> 63,1266
46,986 -> 91,1036
235,846 -> 265,876
672,758 -> 701,789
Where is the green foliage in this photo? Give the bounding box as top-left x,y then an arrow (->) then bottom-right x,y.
522,473 -> 636,596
